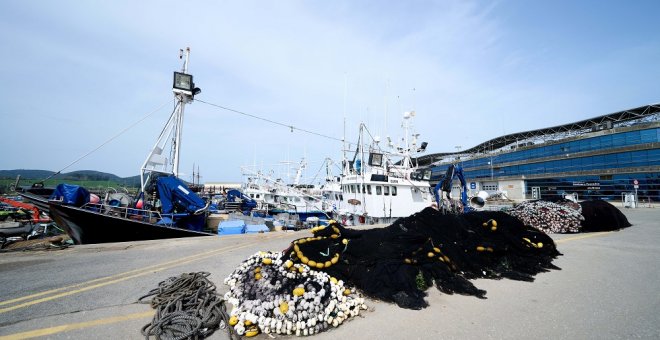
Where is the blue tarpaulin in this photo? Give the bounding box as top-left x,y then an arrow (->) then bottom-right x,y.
49,184 -> 90,207
226,189 -> 257,212
218,220 -> 246,235
156,176 -> 206,214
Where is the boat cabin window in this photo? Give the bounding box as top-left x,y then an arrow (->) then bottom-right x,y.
351,185 -> 356,193
362,184 -> 366,193
357,185 -> 361,193
367,185 -> 372,195
391,186 -> 397,196
339,194 -> 343,200
376,186 -> 382,195
412,169 -> 432,181
256,194 -> 260,199
423,170 -> 431,181
384,186 -> 390,196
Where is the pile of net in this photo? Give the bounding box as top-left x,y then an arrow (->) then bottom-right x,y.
224,251 -> 367,337
578,200 -> 632,232
225,206 -> 560,334
504,199 -> 632,233
504,200 -> 584,233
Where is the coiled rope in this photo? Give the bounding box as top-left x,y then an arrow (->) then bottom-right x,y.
138,272 -> 238,340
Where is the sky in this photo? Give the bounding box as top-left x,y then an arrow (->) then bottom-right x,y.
1,0 -> 658,184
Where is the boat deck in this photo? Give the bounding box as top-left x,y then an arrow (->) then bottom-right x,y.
0,208 -> 658,339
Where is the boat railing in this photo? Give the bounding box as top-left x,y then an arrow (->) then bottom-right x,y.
80,202 -> 176,226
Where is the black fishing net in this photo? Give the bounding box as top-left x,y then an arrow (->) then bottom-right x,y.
579,200 -> 632,232
284,207 -> 560,310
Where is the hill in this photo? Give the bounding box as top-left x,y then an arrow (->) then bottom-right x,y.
0,169 -> 141,187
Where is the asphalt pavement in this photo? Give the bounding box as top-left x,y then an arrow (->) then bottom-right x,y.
0,207 -> 658,340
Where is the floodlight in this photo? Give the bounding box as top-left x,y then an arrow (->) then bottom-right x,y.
173,72 -> 193,95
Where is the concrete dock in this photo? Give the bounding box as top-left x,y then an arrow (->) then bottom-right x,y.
1,208 -> 658,339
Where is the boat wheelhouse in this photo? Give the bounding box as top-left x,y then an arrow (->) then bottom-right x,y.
338,111 -> 433,225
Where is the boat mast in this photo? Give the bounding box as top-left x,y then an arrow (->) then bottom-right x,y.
293,158 -> 306,185
172,49 -> 190,178
140,47 -> 199,192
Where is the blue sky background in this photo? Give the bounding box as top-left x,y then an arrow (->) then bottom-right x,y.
1,0 -> 658,183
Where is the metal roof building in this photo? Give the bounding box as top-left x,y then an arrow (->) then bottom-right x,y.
418,103 -> 660,204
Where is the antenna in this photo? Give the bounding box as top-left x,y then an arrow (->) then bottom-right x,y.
343,73 -> 348,174
384,79 -> 389,141
412,87 -> 416,110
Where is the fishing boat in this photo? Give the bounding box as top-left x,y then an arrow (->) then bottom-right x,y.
318,158 -> 343,213
241,159 -> 328,221
16,182 -> 55,214
48,48 -> 216,244
337,111 -> 434,225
